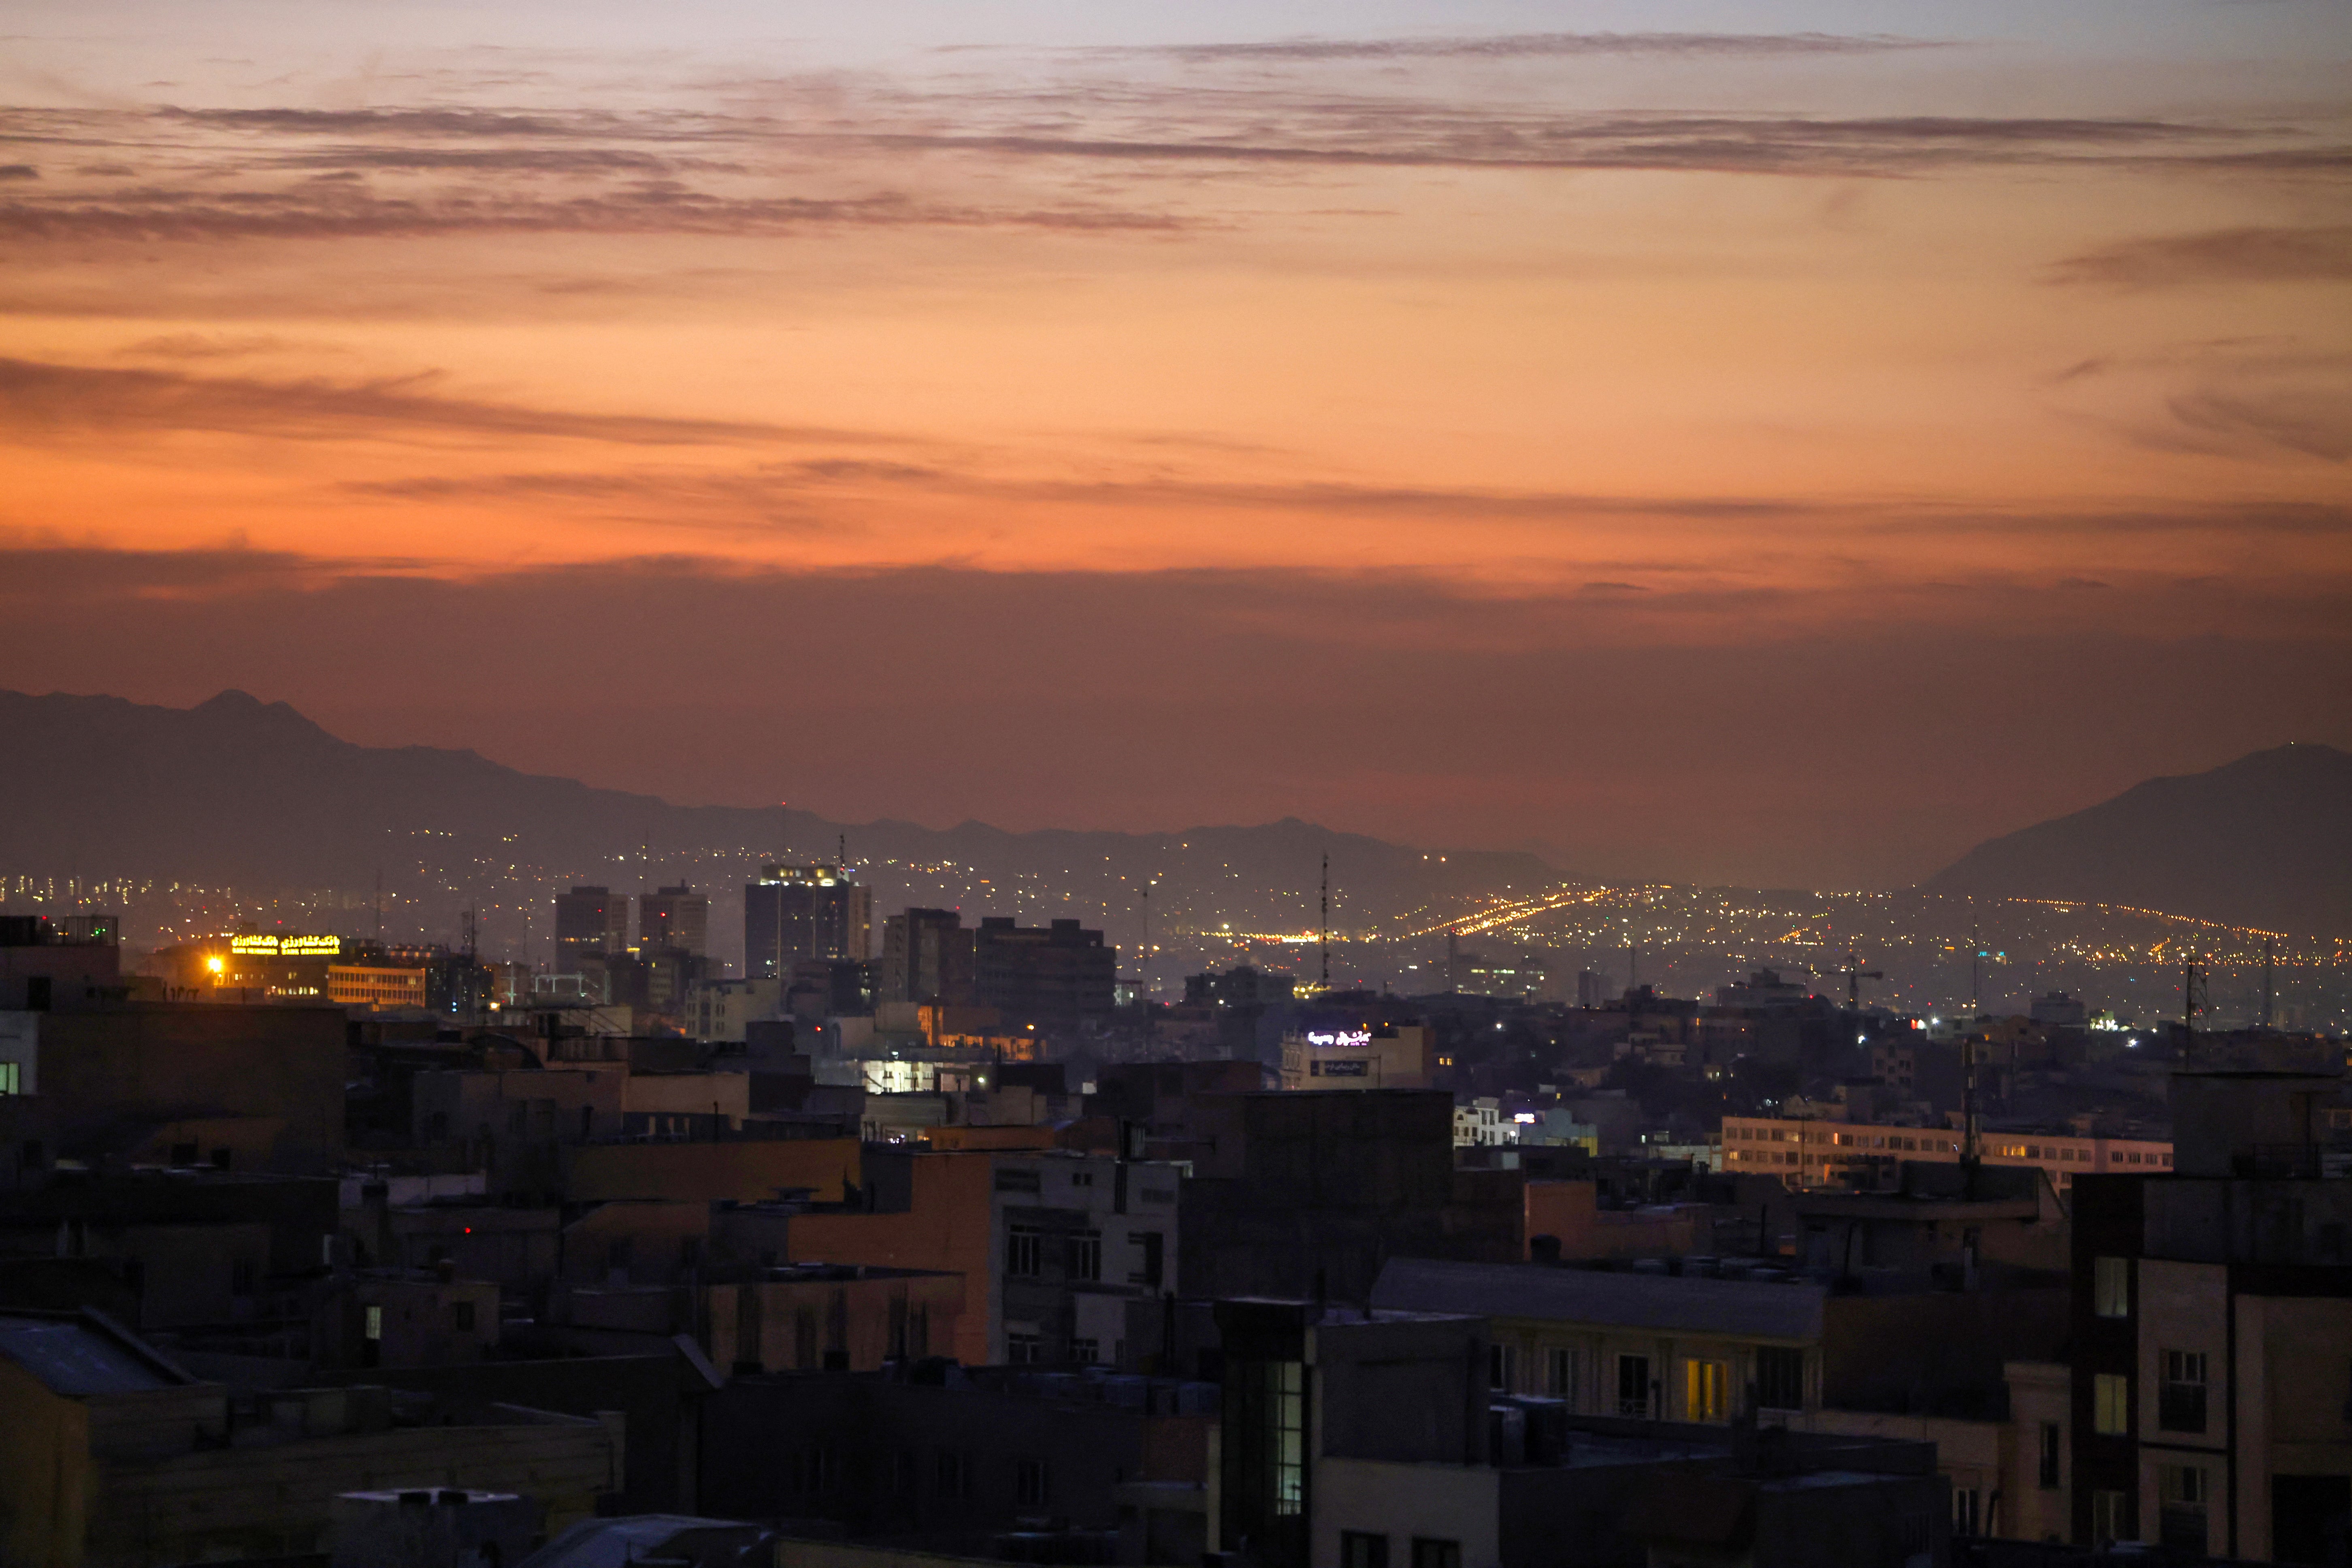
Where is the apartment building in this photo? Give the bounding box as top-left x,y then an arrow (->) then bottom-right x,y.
1723,1114 -> 2173,1193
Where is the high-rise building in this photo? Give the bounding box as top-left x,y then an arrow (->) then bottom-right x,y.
878,907 -> 976,1005
744,864 -> 871,981
638,884 -> 709,956
553,886 -> 626,962
972,916 -> 1116,1029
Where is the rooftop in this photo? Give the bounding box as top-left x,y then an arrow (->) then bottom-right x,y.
0,1312 -> 197,1397
1372,1258 -> 1826,1340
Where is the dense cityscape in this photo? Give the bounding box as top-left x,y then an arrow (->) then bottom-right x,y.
2,842 -> 2348,1568
4,0 -> 2348,1563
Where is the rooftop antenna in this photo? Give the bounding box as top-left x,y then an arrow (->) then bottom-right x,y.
373,868 -> 383,942
1319,852 -> 1330,990
1140,880 -> 1152,1001
2261,937 -> 2275,1031
1446,925 -> 1459,994
837,833 -> 846,871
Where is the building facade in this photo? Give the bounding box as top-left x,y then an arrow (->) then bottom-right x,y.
745,865 -> 872,981
1723,1114 -> 2173,1193
971,917 -> 1116,1029
553,887 -> 627,961
2069,1070 -> 2352,1561
637,885 -> 709,956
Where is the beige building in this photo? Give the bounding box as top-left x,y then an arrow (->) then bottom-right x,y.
2071,1069 -> 2352,1559
327,964 -> 427,1009
1280,1024 -> 1433,1091
1724,1113 -> 2171,1193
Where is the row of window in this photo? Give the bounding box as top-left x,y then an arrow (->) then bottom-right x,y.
1726,1124 -> 2172,1168
1489,1342 -> 1807,1419
2090,1352 -> 2212,1438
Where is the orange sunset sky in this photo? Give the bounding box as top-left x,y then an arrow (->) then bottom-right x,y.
2,1 -> 2347,886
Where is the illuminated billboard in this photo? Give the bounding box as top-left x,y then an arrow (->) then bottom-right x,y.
228,933 -> 342,957
1304,1030 -> 1371,1048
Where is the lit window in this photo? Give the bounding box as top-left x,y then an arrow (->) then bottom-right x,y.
2093,1256 -> 2130,1318
1684,1358 -> 1730,1422
2093,1373 -> 2130,1436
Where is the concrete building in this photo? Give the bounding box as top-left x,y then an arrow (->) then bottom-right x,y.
786,1146 -> 1180,1367
744,866 -> 871,981
971,918 -> 1116,1030
0,915 -> 126,1011
700,1366 -> 1214,1552
1370,1255 -> 2064,1433
878,908 -> 976,1007
1211,1297 -> 1951,1568
638,886 -> 710,957
0,1309 -> 620,1568
684,978 -> 783,1044
1280,1023 -> 1434,1091
0,1003 -> 347,1184
1176,1089 -> 1525,1305
701,1264 -> 967,1374
554,887 -> 628,961
1722,1112 -> 2172,1194
2069,1069 -> 2352,1560
328,964 -> 429,1009
313,1268 -> 502,1369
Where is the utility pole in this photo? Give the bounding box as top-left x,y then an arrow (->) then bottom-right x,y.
1969,915 -> 1982,1016
461,907 -> 479,1023
2183,954 -> 2205,1063
2262,937 -> 2275,1030
1960,1036 -> 1982,1190
1139,881 -> 1152,1001
1319,853 -> 1330,991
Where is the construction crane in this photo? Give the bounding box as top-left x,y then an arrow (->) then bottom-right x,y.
1842,950 -> 1883,1011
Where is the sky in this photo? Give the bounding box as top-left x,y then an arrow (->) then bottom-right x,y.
1,1 -> 2347,888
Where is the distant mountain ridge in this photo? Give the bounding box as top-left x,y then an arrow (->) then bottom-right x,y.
1923,742 -> 2352,938
0,688 -> 1555,942
7,689 -> 2343,948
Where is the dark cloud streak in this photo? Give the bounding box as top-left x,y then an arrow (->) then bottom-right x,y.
0,357 -> 880,447
1103,31 -> 1946,62
2051,225 -> 2352,286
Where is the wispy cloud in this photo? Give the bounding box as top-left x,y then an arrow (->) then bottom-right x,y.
0,185 -> 1187,242
339,461 -> 2352,540
2050,225 -> 2352,286
2166,387 -> 2352,462
1105,31 -> 1949,63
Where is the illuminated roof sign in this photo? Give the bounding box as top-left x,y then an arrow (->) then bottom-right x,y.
228,934 -> 341,956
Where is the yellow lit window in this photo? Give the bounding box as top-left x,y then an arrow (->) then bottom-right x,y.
1684,1358 -> 1731,1423
2093,1373 -> 2129,1436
